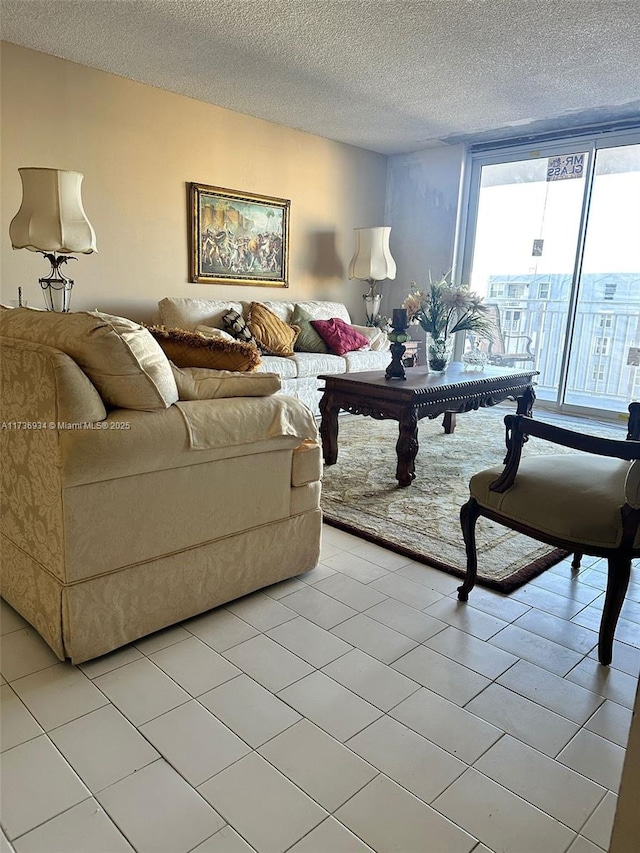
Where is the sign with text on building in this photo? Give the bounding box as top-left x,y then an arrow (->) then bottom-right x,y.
547,153 -> 587,181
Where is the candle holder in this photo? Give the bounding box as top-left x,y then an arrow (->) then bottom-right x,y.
385,308 -> 410,381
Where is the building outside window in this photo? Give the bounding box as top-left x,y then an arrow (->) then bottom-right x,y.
507,282 -> 527,299
593,364 -> 606,382
503,309 -> 522,332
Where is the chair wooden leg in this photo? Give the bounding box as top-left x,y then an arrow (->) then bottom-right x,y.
571,552 -> 583,572
598,555 -> 632,666
458,498 -> 481,601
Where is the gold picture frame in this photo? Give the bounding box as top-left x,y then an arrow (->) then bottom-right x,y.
189,183 -> 290,286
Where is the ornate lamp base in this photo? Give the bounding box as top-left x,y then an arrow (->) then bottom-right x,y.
363,282 -> 382,327
39,252 -> 76,312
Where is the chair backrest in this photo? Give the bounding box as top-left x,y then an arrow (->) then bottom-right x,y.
474,303 -> 535,365
470,304 -> 501,356
468,304 -> 505,357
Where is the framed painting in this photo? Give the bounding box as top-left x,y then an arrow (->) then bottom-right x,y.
189,183 -> 290,286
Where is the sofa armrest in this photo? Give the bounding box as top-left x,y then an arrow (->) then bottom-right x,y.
0,339 -> 107,580
1,338 -> 108,426
292,439 -> 322,486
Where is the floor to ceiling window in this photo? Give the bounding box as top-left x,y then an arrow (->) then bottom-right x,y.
461,130 -> 640,417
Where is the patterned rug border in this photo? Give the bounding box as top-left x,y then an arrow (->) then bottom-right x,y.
323,513 -> 570,594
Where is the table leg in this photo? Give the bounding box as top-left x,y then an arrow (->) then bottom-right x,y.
319,392 -> 339,465
443,411 -> 457,434
396,410 -> 418,487
516,385 -> 536,417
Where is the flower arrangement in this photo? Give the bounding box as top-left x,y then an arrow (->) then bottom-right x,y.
402,273 -> 494,371
402,273 -> 493,342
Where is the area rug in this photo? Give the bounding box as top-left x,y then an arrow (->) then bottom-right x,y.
320,406 -> 626,593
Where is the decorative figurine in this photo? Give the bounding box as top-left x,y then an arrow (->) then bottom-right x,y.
386,308 -> 411,380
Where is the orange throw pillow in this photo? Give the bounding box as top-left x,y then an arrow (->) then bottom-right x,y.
146,325 -> 261,372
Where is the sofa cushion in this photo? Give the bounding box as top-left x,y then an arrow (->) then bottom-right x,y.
177,395 -> 319,450
158,297 -> 243,331
292,352 -> 347,378
311,318 -> 370,355
246,301 -> 295,322
291,305 -> 329,354
296,301 -> 351,322
0,307 -> 178,411
343,350 -> 391,372
171,365 -> 281,400
247,302 -> 300,356
147,325 -> 260,372
60,407 -> 311,487
255,355 -> 298,379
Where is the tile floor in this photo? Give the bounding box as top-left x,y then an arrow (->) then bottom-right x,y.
1,524 -> 639,853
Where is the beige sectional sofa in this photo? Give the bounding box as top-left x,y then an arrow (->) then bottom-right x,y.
0,306 -> 322,663
158,297 -> 391,416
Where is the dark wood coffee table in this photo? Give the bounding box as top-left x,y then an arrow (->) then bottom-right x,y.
319,363 -> 538,487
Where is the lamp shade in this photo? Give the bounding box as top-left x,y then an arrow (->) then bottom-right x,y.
348,226 -> 396,281
9,168 -> 97,254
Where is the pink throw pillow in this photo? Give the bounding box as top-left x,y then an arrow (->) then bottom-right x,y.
311,318 -> 370,355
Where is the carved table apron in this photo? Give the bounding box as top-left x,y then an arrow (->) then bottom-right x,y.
318,363 -> 538,487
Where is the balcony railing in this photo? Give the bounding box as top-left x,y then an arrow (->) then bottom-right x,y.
488,301 -> 640,410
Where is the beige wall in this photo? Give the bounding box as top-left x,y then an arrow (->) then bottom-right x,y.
1,43 -> 388,322
385,144 -> 466,312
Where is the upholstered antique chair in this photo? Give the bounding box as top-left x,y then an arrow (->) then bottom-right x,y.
458,404 -> 640,665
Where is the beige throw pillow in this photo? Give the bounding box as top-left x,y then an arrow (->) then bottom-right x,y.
0,306 -> 178,411
171,365 -> 281,400
351,324 -> 391,352
195,324 -> 237,342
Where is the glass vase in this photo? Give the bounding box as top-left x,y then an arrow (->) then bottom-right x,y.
461,339 -> 488,371
427,334 -> 453,372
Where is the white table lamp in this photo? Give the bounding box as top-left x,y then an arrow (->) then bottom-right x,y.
9,168 -> 97,312
348,226 -> 396,326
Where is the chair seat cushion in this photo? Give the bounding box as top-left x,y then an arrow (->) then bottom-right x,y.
470,454 -> 635,549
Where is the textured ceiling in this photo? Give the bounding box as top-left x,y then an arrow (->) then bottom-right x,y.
2,0 -> 640,154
